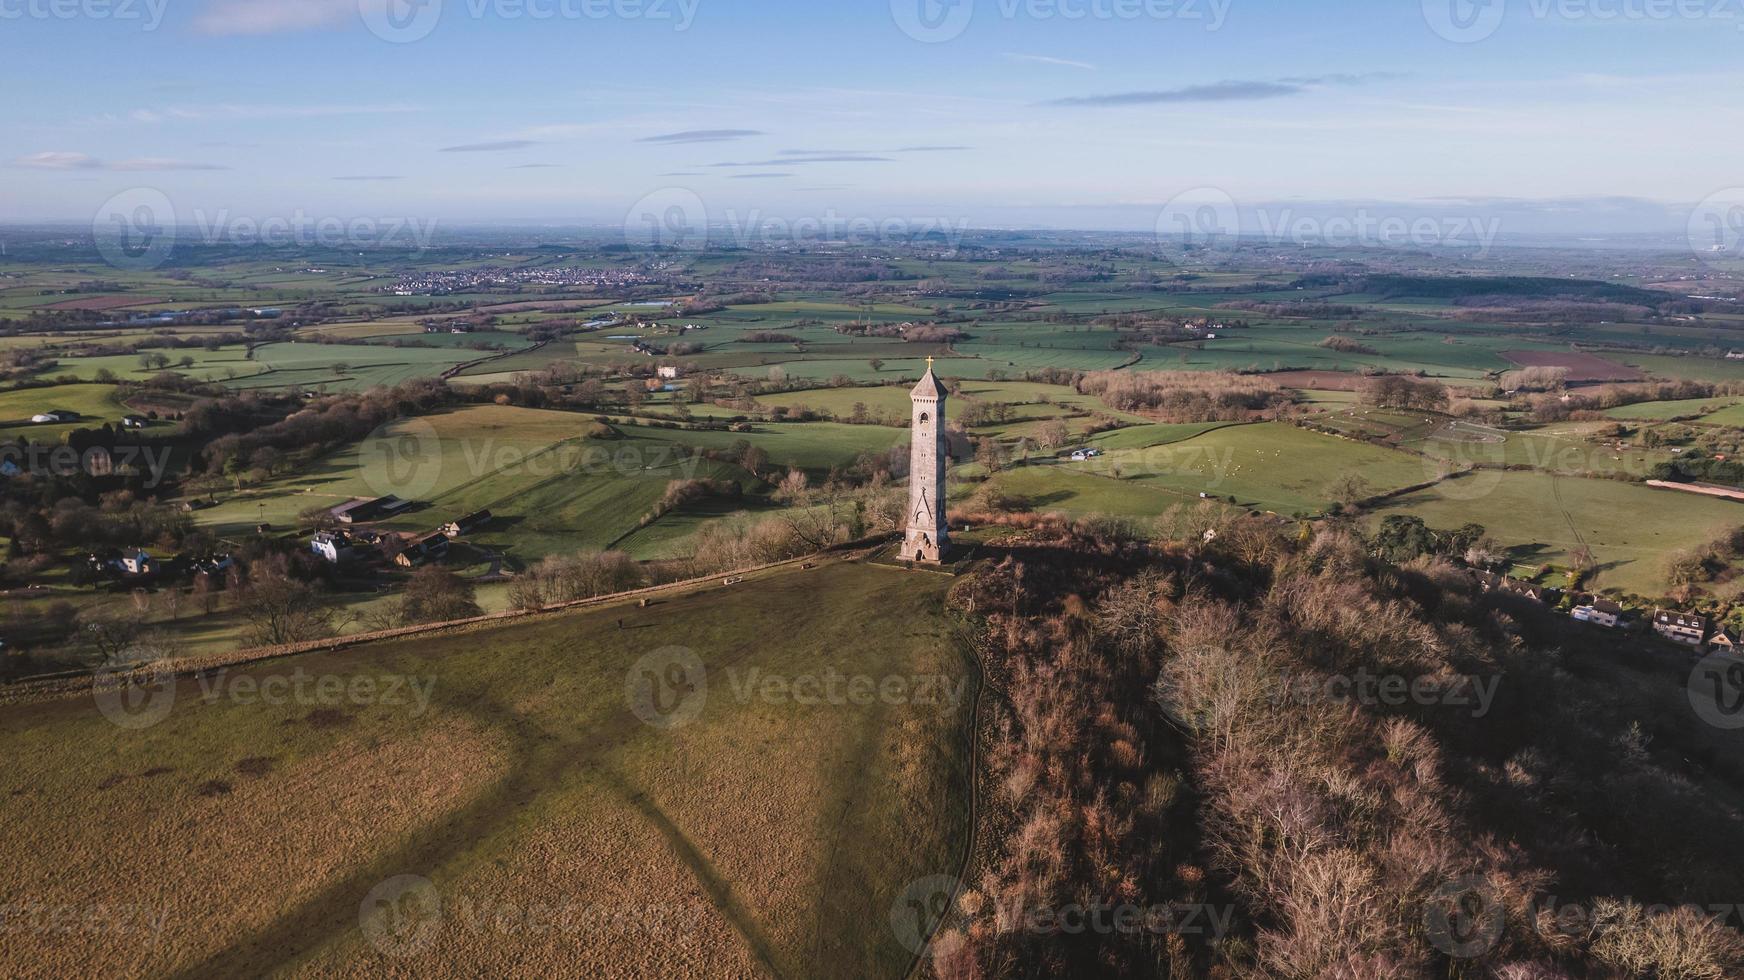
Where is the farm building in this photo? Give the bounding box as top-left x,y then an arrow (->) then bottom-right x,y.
331,495 -> 413,525
30,410 -> 78,424
394,533 -> 451,568
442,510 -> 492,538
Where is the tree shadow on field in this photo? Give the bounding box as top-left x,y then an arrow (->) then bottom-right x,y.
594,765 -> 788,978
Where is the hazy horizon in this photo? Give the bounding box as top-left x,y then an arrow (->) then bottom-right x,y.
5,0 -> 1743,239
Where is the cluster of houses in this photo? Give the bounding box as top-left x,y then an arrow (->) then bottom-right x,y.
309,504 -> 491,569
85,549 -> 235,588
1470,570 -> 1739,652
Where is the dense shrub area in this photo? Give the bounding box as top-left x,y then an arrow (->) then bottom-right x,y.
932,513 -> 1744,978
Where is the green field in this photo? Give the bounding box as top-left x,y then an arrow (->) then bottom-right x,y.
1606,397 -> 1744,421
239,342 -> 488,391
192,405 -> 833,563
41,346 -> 264,385
0,560 -> 973,978
1372,471 -> 1744,596
0,383 -> 133,439
756,379 -> 1113,425
983,422 -> 1430,517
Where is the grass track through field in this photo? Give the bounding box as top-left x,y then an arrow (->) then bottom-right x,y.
1549,474 -> 1587,550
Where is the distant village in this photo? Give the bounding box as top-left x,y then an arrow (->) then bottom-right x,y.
383,267 -> 657,296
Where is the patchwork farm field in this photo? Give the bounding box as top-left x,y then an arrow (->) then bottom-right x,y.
191,405 -> 892,561
0,560 -> 973,978
193,404 -> 598,536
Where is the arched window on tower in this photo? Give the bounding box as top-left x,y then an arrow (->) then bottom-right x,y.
919,412 -> 930,423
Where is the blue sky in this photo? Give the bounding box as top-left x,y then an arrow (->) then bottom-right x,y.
3,0 -> 1742,232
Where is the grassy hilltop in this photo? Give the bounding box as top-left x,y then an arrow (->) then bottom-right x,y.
0,560 -> 973,978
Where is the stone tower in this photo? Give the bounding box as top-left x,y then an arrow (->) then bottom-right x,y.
902,358 -> 948,563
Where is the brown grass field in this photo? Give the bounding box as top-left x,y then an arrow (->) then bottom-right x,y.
0,560 -> 973,978
1500,349 -> 1644,381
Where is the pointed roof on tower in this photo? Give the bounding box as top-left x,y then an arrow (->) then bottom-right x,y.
912,357 -> 946,399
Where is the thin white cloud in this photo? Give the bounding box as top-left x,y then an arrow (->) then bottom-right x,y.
637,129 -> 764,144
440,140 -> 540,152
14,152 -> 101,170
1004,53 -> 1096,70
111,158 -> 230,171
193,0 -> 354,36
125,103 -> 421,123
13,151 -> 227,171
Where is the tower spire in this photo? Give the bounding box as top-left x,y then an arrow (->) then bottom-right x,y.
902,360 -> 948,563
